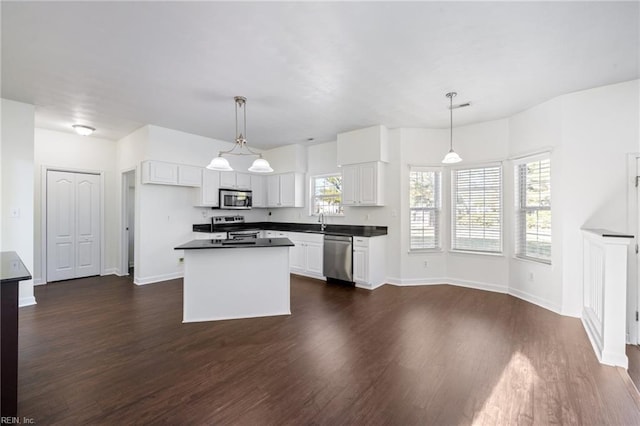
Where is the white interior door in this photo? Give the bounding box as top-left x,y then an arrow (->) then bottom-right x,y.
47,170 -> 101,282
75,174 -> 100,278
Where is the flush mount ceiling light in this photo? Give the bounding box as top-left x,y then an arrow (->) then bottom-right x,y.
207,96 -> 273,173
441,92 -> 463,164
72,124 -> 95,136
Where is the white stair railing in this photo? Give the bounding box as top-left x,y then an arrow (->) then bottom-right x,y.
581,228 -> 633,368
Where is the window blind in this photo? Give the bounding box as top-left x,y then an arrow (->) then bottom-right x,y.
409,168 -> 441,250
516,158 -> 551,263
452,165 -> 502,253
312,174 -> 343,215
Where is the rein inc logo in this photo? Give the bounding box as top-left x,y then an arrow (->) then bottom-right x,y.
0,417 -> 35,424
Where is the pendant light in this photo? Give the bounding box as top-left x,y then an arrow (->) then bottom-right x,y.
442,91 -> 462,164
206,96 -> 274,173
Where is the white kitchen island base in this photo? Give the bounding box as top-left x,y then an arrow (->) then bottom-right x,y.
180,243 -> 292,323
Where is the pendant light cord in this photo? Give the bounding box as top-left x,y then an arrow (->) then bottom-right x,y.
449,94 -> 453,151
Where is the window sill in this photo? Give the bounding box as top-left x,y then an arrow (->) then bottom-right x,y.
513,255 -> 552,266
408,248 -> 443,254
449,249 -> 505,258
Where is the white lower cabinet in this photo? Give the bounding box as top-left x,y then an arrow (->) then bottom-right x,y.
353,245 -> 368,283
288,232 -> 324,279
353,235 -> 386,289
264,230 -> 289,239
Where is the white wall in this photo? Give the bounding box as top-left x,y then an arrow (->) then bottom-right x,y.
116,126 -> 148,279
1,99 -> 36,306
442,120 -> 510,292
263,144 -> 307,173
508,98 -> 563,312
397,127 -> 448,283
559,80 -> 639,316
34,128 -> 119,283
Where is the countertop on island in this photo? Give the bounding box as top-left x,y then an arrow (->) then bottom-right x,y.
1,251 -> 32,284
175,237 -> 294,250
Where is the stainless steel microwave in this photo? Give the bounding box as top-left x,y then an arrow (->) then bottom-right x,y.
219,189 -> 252,210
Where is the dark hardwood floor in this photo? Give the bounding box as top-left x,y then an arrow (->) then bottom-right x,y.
627,345 -> 640,394
17,274 -> 640,425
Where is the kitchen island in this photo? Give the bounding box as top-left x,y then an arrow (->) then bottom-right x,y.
174,238 -> 294,323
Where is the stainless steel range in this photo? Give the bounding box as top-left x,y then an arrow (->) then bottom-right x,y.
212,216 -> 260,240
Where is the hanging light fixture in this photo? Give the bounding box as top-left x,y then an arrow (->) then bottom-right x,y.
206,96 -> 274,173
441,91 -> 462,164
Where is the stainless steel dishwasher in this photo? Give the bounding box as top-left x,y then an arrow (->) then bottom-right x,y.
323,234 -> 353,282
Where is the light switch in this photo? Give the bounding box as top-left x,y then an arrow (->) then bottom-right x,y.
10,207 -> 20,218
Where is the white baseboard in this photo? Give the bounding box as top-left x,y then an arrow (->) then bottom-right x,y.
447,278 -> 508,294
385,277 -> 448,286
102,267 -> 118,276
134,271 -> 183,285
355,281 -> 386,290
386,277 -> 506,295
507,287 -> 562,314
384,276 -> 571,317
19,296 -> 37,307
33,277 -> 46,286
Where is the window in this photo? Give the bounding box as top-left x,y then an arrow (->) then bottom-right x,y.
409,168 -> 441,250
516,156 -> 551,263
311,174 -> 343,215
452,165 -> 502,253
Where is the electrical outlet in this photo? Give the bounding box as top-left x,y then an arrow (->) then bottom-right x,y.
365,214 -> 370,221
423,260 -> 428,268
528,272 -> 534,281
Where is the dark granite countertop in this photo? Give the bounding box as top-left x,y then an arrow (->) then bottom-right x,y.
581,228 -> 634,239
193,221 -> 388,237
175,237 -> 294,250
1,251 -> 32,284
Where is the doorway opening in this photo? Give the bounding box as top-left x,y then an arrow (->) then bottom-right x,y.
121,170 -> 136,276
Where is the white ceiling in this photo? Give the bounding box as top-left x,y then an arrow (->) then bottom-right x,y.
2,1 -> 638,149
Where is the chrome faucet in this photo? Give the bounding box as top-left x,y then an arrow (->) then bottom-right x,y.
318,213 -> 326,231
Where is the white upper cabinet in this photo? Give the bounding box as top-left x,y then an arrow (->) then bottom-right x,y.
178,165 -> 202,187
196,169 -> 220,207
142,161 -> 178,185
341,162 -> 384,206
250,175 -> 266,208
141,160 -> 201,187
236,173 -> 251,190
266,173 -> 304,208
220,171 -> 251,189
